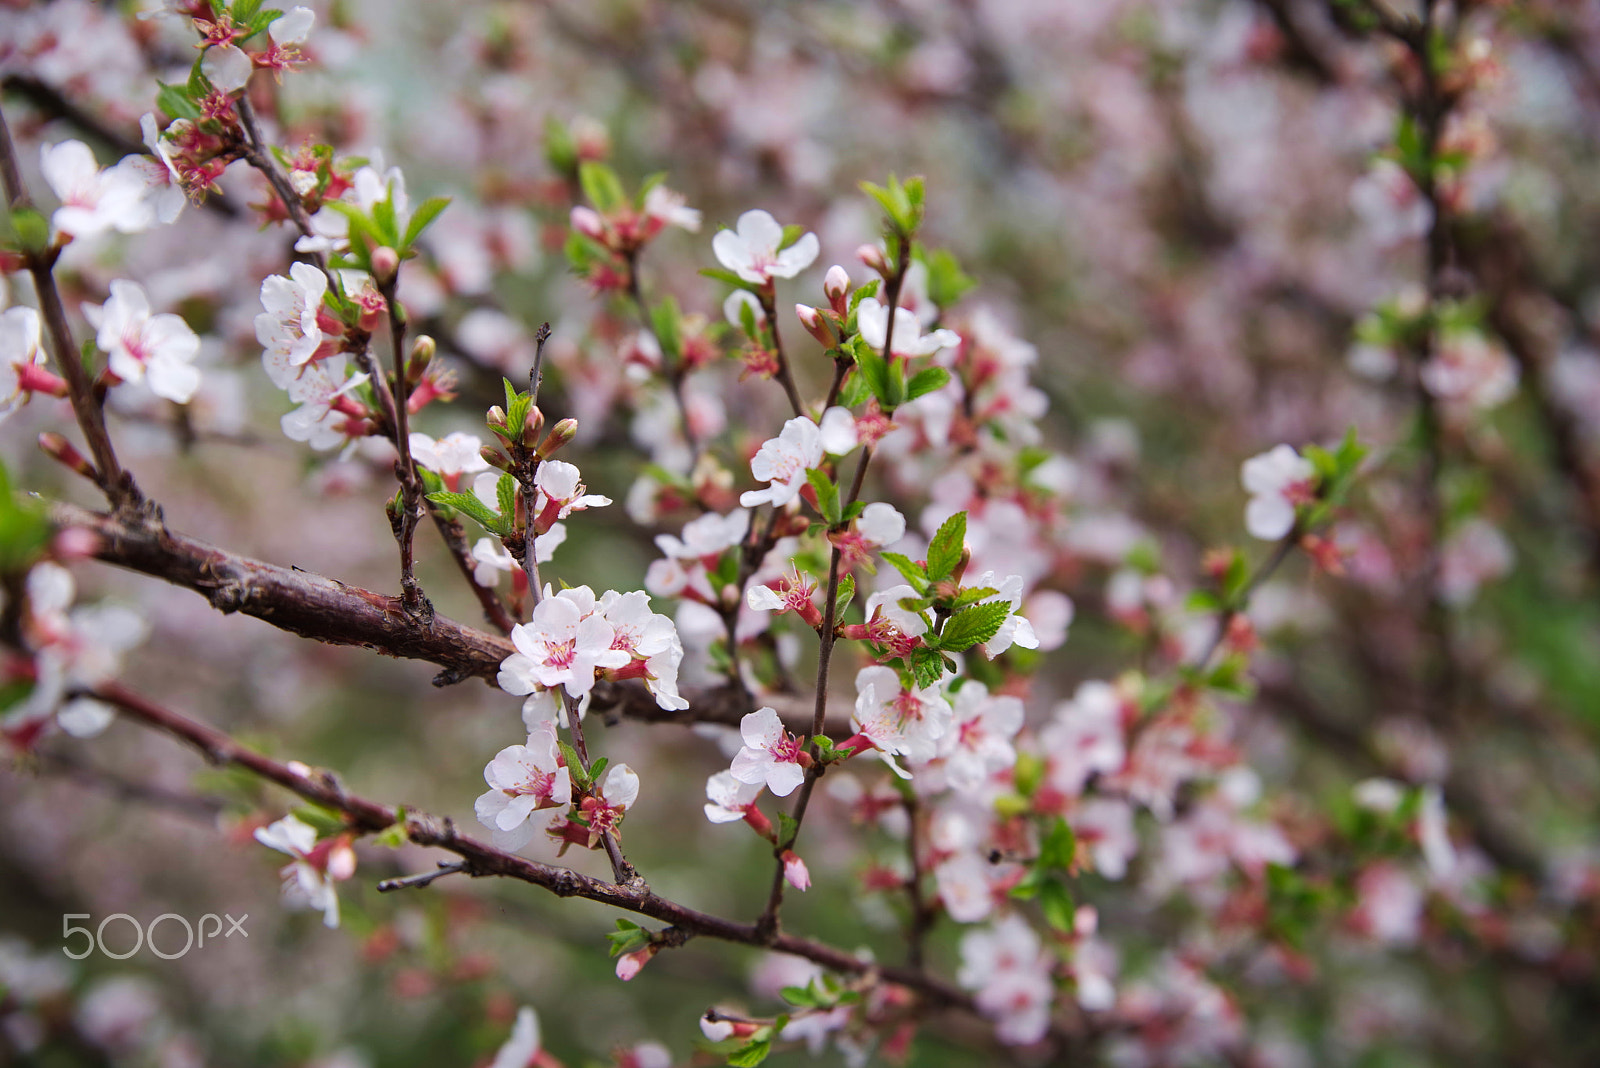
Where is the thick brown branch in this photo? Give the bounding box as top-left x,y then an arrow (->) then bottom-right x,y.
96,683 -> 983,1015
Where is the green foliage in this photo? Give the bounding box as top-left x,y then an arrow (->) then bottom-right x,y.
425,490 -> 507,535
805,469 -> 841,525
906,366 -> 951,402
919,247 -> 976,309
578,161 -> 626,215
861,173 -> 926,240
933,600 -> 1013,652
925,511 -> 967,583
0,461 -> 51,574
606,919 -> 650,957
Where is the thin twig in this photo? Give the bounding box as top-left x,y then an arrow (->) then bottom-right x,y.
758,288 -> 806,417
377,861 -> 471,893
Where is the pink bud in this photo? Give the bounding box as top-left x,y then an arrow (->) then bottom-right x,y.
782,850 -> 811,892
700,1015 -> 736,1043
795,304 -> 836,348
616,947 -> 653,981
537,417 -> 578,458
370,245 -> 400,285
570,206 -> 606,242
856,243 -> 888,276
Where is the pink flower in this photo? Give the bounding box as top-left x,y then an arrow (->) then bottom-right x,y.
729,707 -> 808,797
498,586 -> 630,702
849,665 -> 952,773
781,850 -> 811,891
712,209 -> 819,286
704,770 -> 764,824
957,915 -> 1056,1045
1038,681 -> 1126,799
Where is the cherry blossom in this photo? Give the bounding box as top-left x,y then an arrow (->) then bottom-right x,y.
965,571 -> 1040,658
409,431 -> 489,488
1,307 -> 56,424
1037,681 -> 1127,800
280,357 -> 367,451
488,1006 -> 542,1068
712,209 -> 819,286
82,280 -> 201,404
862,583 -> 932,640
849,664 -> 952,773
957,915 -> 1056,1046
1240,444 -> 1315,541
818,405 -> 859,455
704,770 -> 764,824
1437,518 -> 1513,606
471,531 -> 563,586
534,460 -> 611,523
559,763 -> 640,849
498,586 -> 630,703
1421,331 -> 1519,410
654,508 -> 749,560
256,262 -> 328,372
39,140 -> 149,238
253,814 -> 355,929
739,415 -> 824,508
643,185 -> 702,232
937,682 -> 1025,792
856,297 -> 961,359
475,722 -> 573,851
729,707 -> 808,797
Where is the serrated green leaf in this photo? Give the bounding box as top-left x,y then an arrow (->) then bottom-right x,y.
909,645 -> 946,689
926,511 -> 967,583
324,200 -> 382,257
951,585 -> 999,608
651,297 -> 682,360
937,600 -> 1011,652
837,368 -> 871,409
776,811 -> 799,846
496,473 -> 517,524
401,195 -> 451,253
371,188 -> 398,247
588,756 -> 609,785
856,340 -> 893,408
247,9 -> 284,36
425,491 -> 507,535
835,573 -> 856,619
906,366 -> 951,401
781,984 -> 821,1008
878,552 -> 927,591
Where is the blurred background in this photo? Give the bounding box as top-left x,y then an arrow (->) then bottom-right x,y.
4,0 -> 1600,1065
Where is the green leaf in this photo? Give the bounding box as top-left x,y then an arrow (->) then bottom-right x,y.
1039,875 -> 1075,932
544,115 -> 578,175
837,368 -> 871,409
426,490 -> 507,535
855,340 -> 893,408
847,278 -> 880,313
371,187 -> 398,247
0,460 -> 51,573
557,741 -> 586,789
401,195 -> 452,253
606,919 -> 650,957
908,646 -> 947,689
951,585 -> 999,608
1039,817 -> 1077,870
782,984 -> 822,1008
155,82 -> 201,121
805,469 -> 841,525
587,756 -> 609,785
496,473 -> 517,524
699,266 -> 758,291
936,600 -> 1011,652
878,552 -> 927,591
906,366 -> 951,402
231,0 -> 263,26
925,511 -> 967,583
325,200 -> 383,258
246,8 -> 284,36
727,1039 -> 772,1067
775,811 -> 799,847
4,207 -> 50,254
651,297 -> 683,361
578,161 -> 626,214
835,573 -> 856,619
921,247 -> 975,309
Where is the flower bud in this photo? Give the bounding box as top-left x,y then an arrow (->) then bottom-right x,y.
795,303 -> 836,348
537,417 -> 578,458
856,243 -> 889,277
480,445 -> 511,471
781,850 -> 811,891
370,246 -> 400,285
521,405 -> 546,448
407,335 -> 436,383
487,405 -> 507,428
615,945 -> 656,981
38,433 -> 98,481
570,206 -> 606,242
825,262 -> 851,313
52,525 -> 102,561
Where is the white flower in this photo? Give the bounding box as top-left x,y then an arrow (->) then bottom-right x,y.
938,683 -> 1025,792
82,280 -> 201,403
1240,444 -> 1314,541
410,431 -> 489,482
850,665 -> 952,772
296,161 -> 409,254
739,416 -> 824,508
471,531 -> 562,585
536,460 -> 611,519
1,306 -> 46,423
958,915 -> 1055,1046
818,405 -> 859,455
1038,680 -> 1126,799
856,298 -> 961,359
280,357 -> 364,450
269,6 -> 316,44
857,502 -> 906,548
257,263 -> 328,377
202,44 -> 254,92
489,1007 -> 541,1068
253,814 -> 355,929
729,707 -> 807,797
712,209 -> 819,286
655,509 -> 749,560
643,185 -> 701,232
475,723 -> 573,851
497,586 -> 630,702
40,140 -> 149,238
1421,332 -> 1519,411
1437,518 -> 1513,606
705,770 -> 763,823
